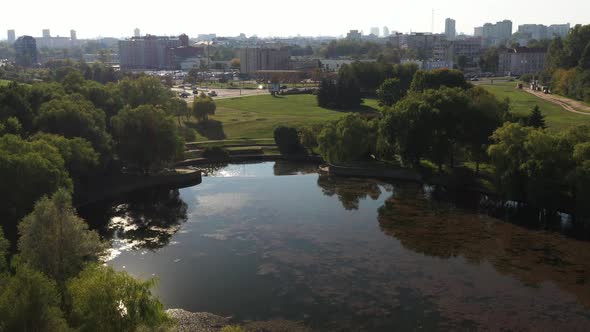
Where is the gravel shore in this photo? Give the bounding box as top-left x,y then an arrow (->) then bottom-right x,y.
166,309 -> 229,332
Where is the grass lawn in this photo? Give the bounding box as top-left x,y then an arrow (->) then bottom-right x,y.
481,82 -> 590,132
185,94 -> 381,141
0,79 -> 11,87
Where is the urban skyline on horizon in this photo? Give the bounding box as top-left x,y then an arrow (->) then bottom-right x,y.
1,0 -> 589,40
1,18 -> 583,42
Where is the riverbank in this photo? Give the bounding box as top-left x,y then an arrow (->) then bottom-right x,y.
74,168 -> 202,207
176,154 -> 322,167
166,309 -> 229,332
166,309 -> 312,332
178,153 -> 493,195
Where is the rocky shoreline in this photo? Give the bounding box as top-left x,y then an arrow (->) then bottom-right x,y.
166,309 -> 230,332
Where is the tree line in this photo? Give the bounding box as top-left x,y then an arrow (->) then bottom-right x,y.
546,24 -> 590,102
305,64 -> 590,220
0,62 -> 208,329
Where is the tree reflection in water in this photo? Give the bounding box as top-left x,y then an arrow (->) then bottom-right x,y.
377,184 -> 590,308
316,175 -> 389,210
81,188 -> 188,251
272,161 -> 319,176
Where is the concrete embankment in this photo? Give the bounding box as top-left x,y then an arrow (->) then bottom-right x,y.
322,164 -> 423,182
75,168 -> 202,206
176,154 -> 323,167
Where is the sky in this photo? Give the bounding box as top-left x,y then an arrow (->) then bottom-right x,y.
1,0 -> 589,39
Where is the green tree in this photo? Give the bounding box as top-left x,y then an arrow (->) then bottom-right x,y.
317,114 -> 374,163
527,105 -> 546,129
61,70 -> 86,94
563,24 -> 590,68
18,189 -> 106,285
0,82 -> 35,133
35,96 -> 112,163
186,68 -> 200,85
1,116 -> 22,136
111,105 -> 183,174
0,134 -> 72,227
117,76 -> 175,108
192,92 -> 217,122
299,124 -> 324,151
521,130 -> 573,209
488,123 -> 533,199
377,78 -> 403,107
464,87 -> 508,172
0,228 -> 8,272
479,47 -> 500,73
456,55 -> 468,71
379,93 -> 434,166
80,81 -> 124,121
579,42 -> 590,71
31,133 -> 100,181
67,264 -> 170,332
546,37 -> 567,71
167,97 -> 190,125
317,78 -> 337,108
335,69 -> 362,109
0,264 -> 70,332
409,69 -> 469,93
273,126 -> 302,154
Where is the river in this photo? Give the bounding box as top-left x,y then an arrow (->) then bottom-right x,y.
79,161 -> 590,331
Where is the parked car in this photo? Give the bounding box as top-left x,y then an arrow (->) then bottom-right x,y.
208,91 -> 218,97
178,92 -> 190,98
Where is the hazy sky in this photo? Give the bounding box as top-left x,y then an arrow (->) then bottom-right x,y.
2,0 -> 589,39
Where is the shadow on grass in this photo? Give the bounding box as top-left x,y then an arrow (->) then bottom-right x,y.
186,119 -> 227,140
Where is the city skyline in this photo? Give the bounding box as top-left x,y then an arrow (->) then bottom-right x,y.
1,0 -> 589,39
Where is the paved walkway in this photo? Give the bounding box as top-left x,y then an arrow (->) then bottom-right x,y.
525,88 -> 590,116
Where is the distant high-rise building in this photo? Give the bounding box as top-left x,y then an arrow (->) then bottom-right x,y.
179,33 -> 189,47
498,47 -> 546,75
383,26 -> 390,37
70,30 -> 77,41
14,36 -> 37,67
119,35 -> 183,70
197,33 -> 216,41
477,20 -> 512,46
515,23 -> 570,43
474,27 -> 483,37
134,28 -> 140,37
7,30 -> 15,43
548,23 -> 571,38
346,30 -> 362,41
239,48 -> 290,74
445,18 -> 456,40
42,29 -> 50,38
370,27 -> 380,36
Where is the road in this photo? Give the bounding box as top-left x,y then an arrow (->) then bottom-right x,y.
524,88 -> 590,116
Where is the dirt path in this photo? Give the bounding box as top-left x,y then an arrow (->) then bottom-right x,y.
524,88 -> 590,116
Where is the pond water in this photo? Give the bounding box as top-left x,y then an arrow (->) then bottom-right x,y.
80,162 -> 590,331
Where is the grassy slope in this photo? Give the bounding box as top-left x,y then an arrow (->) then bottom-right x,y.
0,79 -> 11,87
186,94 -> 381,141
481,82 -> 590,132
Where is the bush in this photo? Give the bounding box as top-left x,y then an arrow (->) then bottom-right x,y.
202,146 -> 230,160
299,124 -> 323,151
67,264 -> 171,332
192,92 -> 216,122
274,126 -> 302,154
178,127 -> 197,142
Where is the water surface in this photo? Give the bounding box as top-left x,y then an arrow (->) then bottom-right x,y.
80,162 -> 590,331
